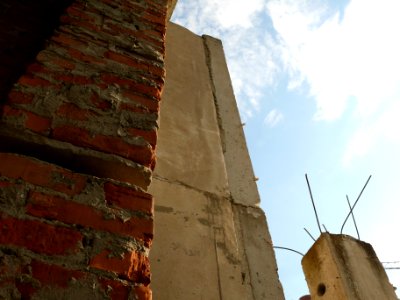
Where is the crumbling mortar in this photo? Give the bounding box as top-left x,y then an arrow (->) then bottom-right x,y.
44,41 -> 164,87
61,21 -> 164,62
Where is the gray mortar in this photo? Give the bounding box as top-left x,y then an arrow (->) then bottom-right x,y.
60,15 -> 164,63
32,283 -> 108,300
0,283 -> 21,300
0,179 -> 28,216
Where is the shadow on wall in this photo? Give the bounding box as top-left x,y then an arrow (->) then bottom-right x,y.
0,0 -> 73,101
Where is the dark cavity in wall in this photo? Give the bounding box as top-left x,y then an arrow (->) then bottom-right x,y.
0,0 -> 73,101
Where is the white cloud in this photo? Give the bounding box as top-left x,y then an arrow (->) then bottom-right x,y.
342,100 -> 400,166
173,0 -> 265,30
264,109 -> 284,127
268,0 -> 400,121
267,0 -> 400,165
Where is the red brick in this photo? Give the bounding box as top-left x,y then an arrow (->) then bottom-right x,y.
55,74 -> 95,85
26,191 -> 153,242
0,153 -> 87,196
90,250 -> 150,284
135,285 -> 153,300
7,91 -> 34,104
24,111 -> 51,134
99,278 -> 132,300
127,128 -> 157,148
0,181 -> 13,188
105,51 -> 145,70
142,11 -> 167,26
101,74 -> 161,99
52,125 -> 155,167
1,105 -> 50,134
56,102 -> 94,121
133,30 -> 164,51
66,4 -> 97,23
68,48 -> 104,65
30,260 -> 85,288
104,182 -> 153,215
90,93 -> 113,111
18,75 -> 52,87
60,16 -> 102,35
103,22 -> 136,39
51,32 -> 88,49
26,62 -> 48,75
120,91 -> 159,113
104,50 -> 164,78
0,214 -> 82,255
47,57 -> 76,71
15,281 -> 37,300
2,104 -> 21,115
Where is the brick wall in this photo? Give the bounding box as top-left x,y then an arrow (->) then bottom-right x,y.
0,0 -> 167,299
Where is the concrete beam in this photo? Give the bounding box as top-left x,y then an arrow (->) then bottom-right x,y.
302,233 -> 397,300
202,35 -> 261,207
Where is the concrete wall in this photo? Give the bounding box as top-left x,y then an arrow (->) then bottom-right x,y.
149,22 -> 284,300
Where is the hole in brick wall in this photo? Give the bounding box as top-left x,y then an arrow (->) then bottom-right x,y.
317,283 -> 326,296
0,0 -> 73,102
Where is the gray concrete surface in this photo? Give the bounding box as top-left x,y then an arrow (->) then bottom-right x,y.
202,35 -> 261,207
150,22 -> 284,300
302,233 -> 397,300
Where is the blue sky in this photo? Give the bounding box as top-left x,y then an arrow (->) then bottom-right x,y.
171,0 -> 400,299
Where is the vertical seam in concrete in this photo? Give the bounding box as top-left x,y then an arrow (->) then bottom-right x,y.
233,203 -> 257,300
213,228 -> 224,300
202,35 -> 226,153
202,35 -> 258,300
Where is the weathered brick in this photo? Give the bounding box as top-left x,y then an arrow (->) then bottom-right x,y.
135,285 -> 153,300
51,32 -> 88,49
127,128 -> 157,148
90,249 -> 150,284
52,125 -> 155,167
55,73 -> 95,85
24,111 -> 51,134
99,278 -> 133,300
0,214 -> 82,255
31,260 -> 86,288
17,75 -> 53,87
104,182 -> 153,215
0,153 -> 87,196
101,74 -> 161,99
120,92 -> 159,113
7,90 -> 34,105
56,102 -> 95,121
26,191 -> 153,242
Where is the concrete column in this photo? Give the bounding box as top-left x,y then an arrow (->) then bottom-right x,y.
302,233 -> 397,300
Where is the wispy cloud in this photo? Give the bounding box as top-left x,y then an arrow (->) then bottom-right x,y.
264,109 -> 284,127
267,0 -> 400,164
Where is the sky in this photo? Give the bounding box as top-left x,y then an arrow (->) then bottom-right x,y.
171,0 -> 400,299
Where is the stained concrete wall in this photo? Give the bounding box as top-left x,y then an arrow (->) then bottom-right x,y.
149,22 -> 284,300
302,233 -> 397,300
